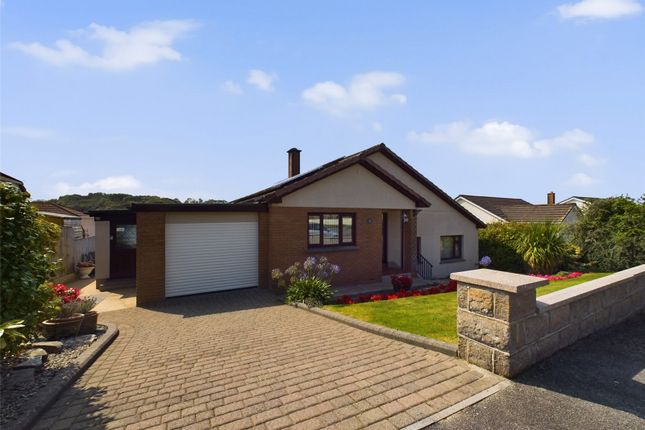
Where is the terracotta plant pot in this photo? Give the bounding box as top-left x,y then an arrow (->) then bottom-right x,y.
79,311 -> 98,335
41,313 -> 84,340
77,266 -> 94,279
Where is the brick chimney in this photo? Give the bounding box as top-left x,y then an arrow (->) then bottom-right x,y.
547,191 -> 555,205
287,148 -> 301,177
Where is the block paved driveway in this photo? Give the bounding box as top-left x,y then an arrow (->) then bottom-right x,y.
34,288 -> 501,430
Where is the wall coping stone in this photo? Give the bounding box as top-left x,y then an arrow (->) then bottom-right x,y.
537,264 -> 645,310
451,269 -> 547,293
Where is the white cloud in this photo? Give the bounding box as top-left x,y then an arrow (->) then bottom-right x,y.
247,69 -> 277,91
223,80 -> 243,95
578,153 -> 603,166
1,126 -> 53,139
407,121 -> 594,158
55,175 -> 142,195
302,71 -> 406,116
372,121 -> 383,132
568,172 -> 597,186
557,0 -> 643,20
10,20 -> 199,71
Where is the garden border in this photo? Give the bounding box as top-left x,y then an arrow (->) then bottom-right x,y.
5,323 -> 119,430
293,303 -> 457,356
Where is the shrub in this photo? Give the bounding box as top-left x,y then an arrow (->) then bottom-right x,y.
286,278 -> 334,307
572,196 -> 645,271
390,274 -> 413,290
478,222 -> 527,273
515,223 -> 570,274
0,320 -> 27,356
479,222 -> 572,274
273,257 -> 340,306
0,183 -> 60,344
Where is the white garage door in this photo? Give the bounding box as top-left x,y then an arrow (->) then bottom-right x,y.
165,213 -> 259,298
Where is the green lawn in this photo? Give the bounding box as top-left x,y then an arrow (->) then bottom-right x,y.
324,273 -> 611,344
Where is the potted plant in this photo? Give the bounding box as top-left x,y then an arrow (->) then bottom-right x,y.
41,301 -> 84,340
41,284 -> 84,340
77,297 -> 98,335
390,274 -> 413,291
77,260 -> 95,279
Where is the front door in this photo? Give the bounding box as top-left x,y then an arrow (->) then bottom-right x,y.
110,223 -> 136,278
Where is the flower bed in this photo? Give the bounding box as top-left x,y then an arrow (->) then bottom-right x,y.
529,271 -> 583,281
336,280 -> 458,305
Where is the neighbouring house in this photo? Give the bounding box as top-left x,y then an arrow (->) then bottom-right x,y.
455,192 -> 580,225
0,171 -> 27,193
32,202 -> 95,238
91,143 -> 485,305
558,196 -> 599,210
33,202 -> 97,277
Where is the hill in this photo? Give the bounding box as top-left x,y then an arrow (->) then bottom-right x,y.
42,193 -> 226,212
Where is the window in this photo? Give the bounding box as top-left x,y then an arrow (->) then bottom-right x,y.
440,235 -> 462,261
308,213 -> 355,247
115,224 -> 137,249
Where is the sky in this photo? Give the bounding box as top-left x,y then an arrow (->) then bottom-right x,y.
1,0 -> 644,204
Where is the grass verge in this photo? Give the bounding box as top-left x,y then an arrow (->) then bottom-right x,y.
324,273 -> 611,344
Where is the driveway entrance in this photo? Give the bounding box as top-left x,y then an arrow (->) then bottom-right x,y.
34,289 -> 502,429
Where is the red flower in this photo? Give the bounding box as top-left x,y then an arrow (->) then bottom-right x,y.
370,294 -> 384,301
386,294 -> 398,300
429,287 -> 440,294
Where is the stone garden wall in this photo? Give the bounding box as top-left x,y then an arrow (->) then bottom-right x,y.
451,265 -> 645,377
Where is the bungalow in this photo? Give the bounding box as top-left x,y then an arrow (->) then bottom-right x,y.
0,172 -> 27,193
92,143 -> 484,305
33,202 -> 95,239
455,192 -> 580,225
557,196 -> 599,210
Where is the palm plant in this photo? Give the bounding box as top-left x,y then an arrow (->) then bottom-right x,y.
515,222 -> 569,274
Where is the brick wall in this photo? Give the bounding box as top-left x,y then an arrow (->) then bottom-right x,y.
266,207 -> 383,286
452,265 -> 645,377
136,212 -> 166,305
258,211 -> 270,288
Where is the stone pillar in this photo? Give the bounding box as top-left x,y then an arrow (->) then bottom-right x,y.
451,269 -> 547,377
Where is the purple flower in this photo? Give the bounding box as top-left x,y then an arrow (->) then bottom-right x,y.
331,264 -> 341,274
303,257 -> 317,271
479,256 -> 492,267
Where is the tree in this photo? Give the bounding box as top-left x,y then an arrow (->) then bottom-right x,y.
1,183 -> 59,347
572,196 -> 645,271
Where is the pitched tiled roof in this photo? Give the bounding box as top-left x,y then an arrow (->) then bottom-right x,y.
457,194 -> 577,223
498,204 -> 576,223
457,195 -> 531,219
234,143 -> 486,227
1,172 -> 27,192
32,202 -> 85,218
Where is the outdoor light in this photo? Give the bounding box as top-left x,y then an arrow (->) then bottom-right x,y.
402,213 -> 409,223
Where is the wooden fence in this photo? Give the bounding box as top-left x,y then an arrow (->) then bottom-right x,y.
56,226 -> 95,275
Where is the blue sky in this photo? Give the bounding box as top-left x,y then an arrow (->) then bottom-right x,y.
1,0 -> 644,203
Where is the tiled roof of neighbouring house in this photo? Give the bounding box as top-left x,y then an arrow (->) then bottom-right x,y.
498,204 -> 577,223
233,143 -> 486,228
0,172 -> 27,192
457,194 -> 577,223
457,195 -> 531,219
32,202 -> 85,218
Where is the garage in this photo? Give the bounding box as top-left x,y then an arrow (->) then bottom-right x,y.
165,212 -> 259,298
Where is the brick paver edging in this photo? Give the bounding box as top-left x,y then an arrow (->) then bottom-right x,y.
294,303 -> 458,356
6,323 -> 119,430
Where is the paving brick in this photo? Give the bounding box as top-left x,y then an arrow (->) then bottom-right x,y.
29,288 -> 500,430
